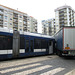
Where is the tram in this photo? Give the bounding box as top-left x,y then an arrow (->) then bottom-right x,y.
0,28 -> 55,60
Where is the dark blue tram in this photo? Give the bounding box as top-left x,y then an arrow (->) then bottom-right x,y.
0,29 -> 54,60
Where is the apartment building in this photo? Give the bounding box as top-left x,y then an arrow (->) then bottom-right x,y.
27,16 -> 37,33
42,20 -> 49,35
55,5 -> 75,32
42,19 -> 55,36
48,19 -> 56,35
0,4 -> 37,33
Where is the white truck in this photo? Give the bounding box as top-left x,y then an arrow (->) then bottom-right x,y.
54,27 -> 75,56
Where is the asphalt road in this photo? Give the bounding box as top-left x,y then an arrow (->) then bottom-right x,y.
0,55 -> 75,75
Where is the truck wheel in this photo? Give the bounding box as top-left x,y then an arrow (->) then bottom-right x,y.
58,51 -> 62,57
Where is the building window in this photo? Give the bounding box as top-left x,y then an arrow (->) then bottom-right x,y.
5,10 -> 7,13
4,22 -> 7,25
28,22 -> 30,24
10,23 -> 12,25
19,25 -> 22,27
0,9 -> 3,12
5,16 -> 7,19
0,15 -> 3,19
13,19 -> 18,22
0,15 -> 1,18
23,16 -> 27,19
19,15 -> 22,18
13,13 -> 18,17
23,21 -> 26,24
10,13 -> 12,15
27,19 -> 30,20
20,29 -> 22,31
10,18 -> 12,20
19,20 -> 22,22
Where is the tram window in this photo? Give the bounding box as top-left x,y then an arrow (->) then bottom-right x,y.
0,35 -> 13,50
20,37 -> 25,49
34,38 -> 41,49
41,39 -> 47,49
8,36 -> 13,49
30,40 -> 33,52
25,40 -> 29,52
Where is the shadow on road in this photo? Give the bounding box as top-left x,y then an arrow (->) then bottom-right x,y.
61,56 -> 75,60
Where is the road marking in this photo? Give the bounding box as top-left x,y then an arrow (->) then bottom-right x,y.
0,58 -> 50,69
12,65 -> 52,75
40,67 -> 65,75
0,63 -> 41,73
65,69 -> 75,75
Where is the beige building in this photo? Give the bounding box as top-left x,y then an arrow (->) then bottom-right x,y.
0,4 -> 37,33
42,18 -> 55,36
55,5 -> 75,32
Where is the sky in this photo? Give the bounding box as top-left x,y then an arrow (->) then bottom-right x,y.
0,0 -> 75,33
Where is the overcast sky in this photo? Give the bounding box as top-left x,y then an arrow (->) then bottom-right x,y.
0,0 -> 75,33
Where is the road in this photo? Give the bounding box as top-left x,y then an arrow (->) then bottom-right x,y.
0,55 -> 75,75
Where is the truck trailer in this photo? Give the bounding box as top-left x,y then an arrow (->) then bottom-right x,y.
54,27 -> 75,56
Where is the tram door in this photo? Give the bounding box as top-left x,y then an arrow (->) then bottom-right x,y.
13,31 -> 20,58
49,41 -> 53,54
25,38 -> 33,53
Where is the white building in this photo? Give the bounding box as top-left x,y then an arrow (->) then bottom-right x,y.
42,19 -> 55,36
27,16 -> 37,33
55,5 -> 75,32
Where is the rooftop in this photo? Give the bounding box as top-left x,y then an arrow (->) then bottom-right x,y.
55,5 -> 73,12
0,4 -> 27,15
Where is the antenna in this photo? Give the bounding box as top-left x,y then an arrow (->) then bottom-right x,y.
64,0 -> 67,6
65,3 -> 66,5
17,8 -> 18,10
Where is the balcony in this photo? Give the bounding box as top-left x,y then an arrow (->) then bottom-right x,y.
0,14 -> 3,19
59,17 -> 64,19
13,19 -> 18,24
0,20 -> 3,24
59,20 -> 64,23
64,13 -> 67,16
64,17 -> 67,20
0,11 -> 4,14
13,27 -> 18,31
23,24 -> 27,27
23,21 -> 27,25
59,11 -> 64,14
64,11 -> 67,13
69,11 -> 71,13
59,14 -> 64,17
23,27 -> 27,29
0,17 -> 3,20
0,23 -> 3,26
64,21 -> 67,24
13,21 -> 18,24
13,13 -> 18,19
0,9 -> 4,14
13,16 -> 18,19
13,23 -> 18,27
23,16 -> 27,20
35,29 -> 37,32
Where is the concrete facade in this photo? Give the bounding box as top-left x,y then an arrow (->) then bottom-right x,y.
0,4 -> 37,33
55,5 -> 75,32
42,19 -> 55,36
